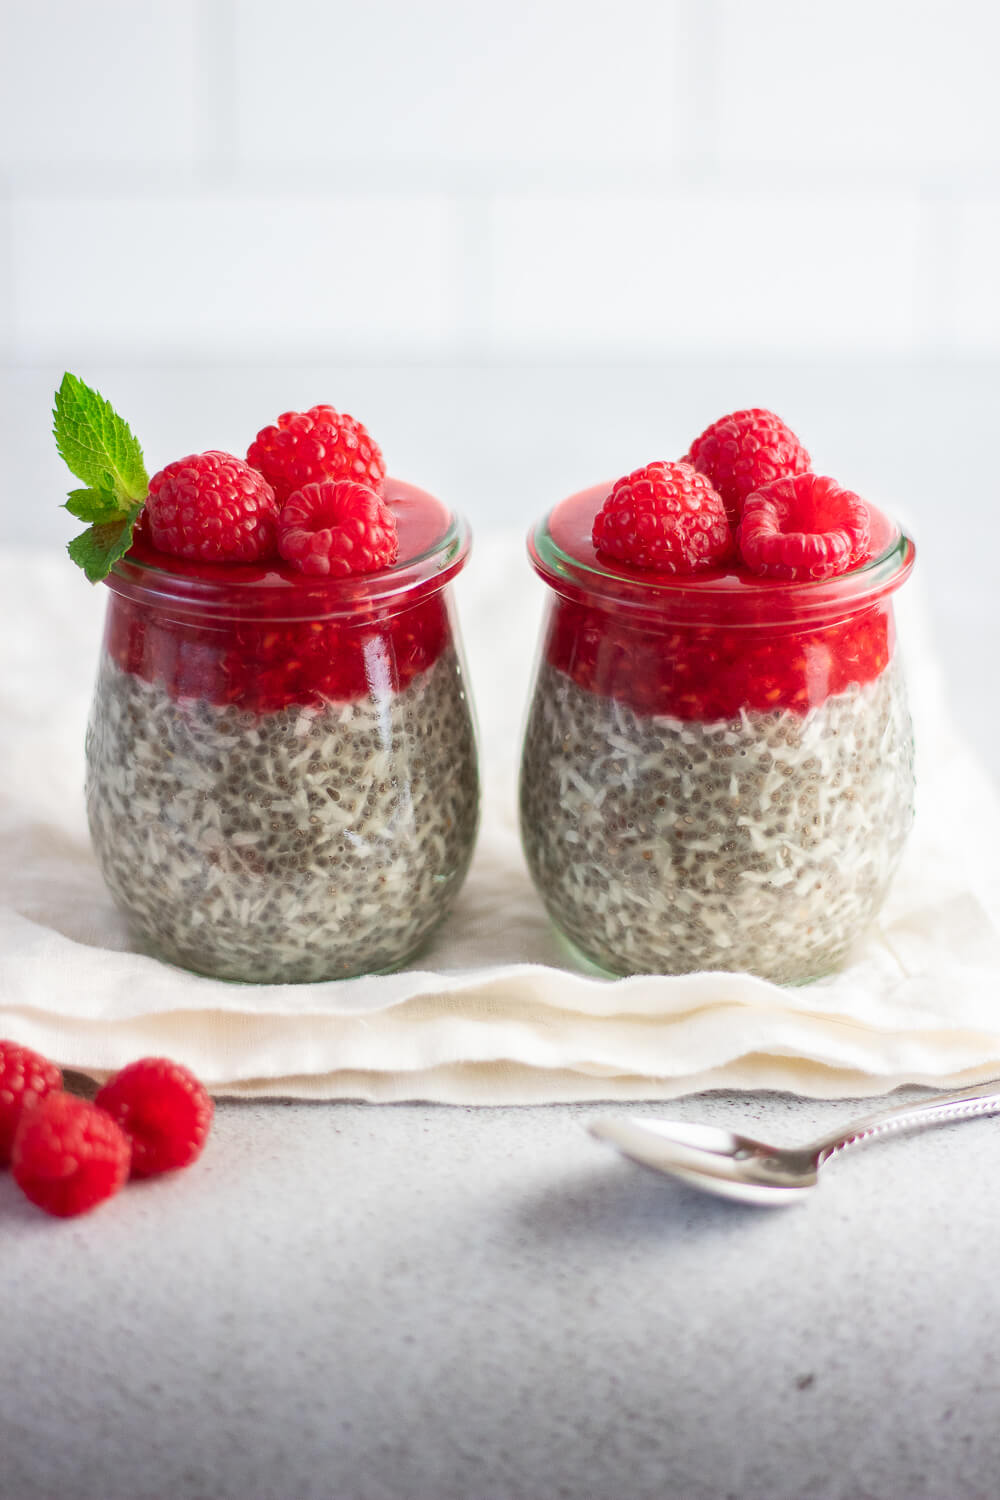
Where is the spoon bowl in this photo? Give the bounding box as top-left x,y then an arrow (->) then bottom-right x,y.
589,1117 -> 819,1204
589,1079 -> 1000,1206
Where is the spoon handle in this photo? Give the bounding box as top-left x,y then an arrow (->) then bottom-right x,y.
811,1079 -> 1000,1166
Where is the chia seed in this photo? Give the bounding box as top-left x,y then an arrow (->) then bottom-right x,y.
86,648 -> 480,983
519,657 -> 914,984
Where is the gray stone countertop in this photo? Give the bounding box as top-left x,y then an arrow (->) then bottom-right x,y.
4,1086 -> 1000,1500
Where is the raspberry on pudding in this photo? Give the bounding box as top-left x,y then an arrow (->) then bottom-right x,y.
247,404 -> 386,502
592,460 -> 732,573
59,382 -> 479,984
685,408 -> 812,527
145,451 -> 281,562
519,416 -> 915,984
277,479 -> 399,577
738,473 -> 871,580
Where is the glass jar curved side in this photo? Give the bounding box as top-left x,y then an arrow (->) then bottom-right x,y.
519,577 -> 915,984
85,573 -> 480,983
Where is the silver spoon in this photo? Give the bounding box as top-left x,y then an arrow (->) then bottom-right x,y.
588,1079 -> 1000,1206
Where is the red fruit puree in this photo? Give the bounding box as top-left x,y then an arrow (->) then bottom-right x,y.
105,481 -> 453,714
535,483 -> 912,722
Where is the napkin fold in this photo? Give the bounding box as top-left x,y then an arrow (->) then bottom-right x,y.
3,539 -> 999,1103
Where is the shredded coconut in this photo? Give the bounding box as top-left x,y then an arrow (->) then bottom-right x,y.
86,650 -> 479,983
519,657 -> 914,983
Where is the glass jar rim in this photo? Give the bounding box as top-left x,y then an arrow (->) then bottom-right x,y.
104,480 -> 471,623
529,483 -> 915,626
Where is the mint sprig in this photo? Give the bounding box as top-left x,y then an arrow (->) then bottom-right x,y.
65,486 -> 124,523
53,373 -> 149,581
67,512 -> 144,582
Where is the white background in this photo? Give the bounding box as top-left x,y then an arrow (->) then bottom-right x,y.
1,0 -> 997,774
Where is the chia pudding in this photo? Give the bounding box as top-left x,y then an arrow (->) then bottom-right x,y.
86,481 -> 479,982
519,482 -> 916,984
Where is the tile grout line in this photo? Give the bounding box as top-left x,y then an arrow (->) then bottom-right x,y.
675,0 -> 722,183
0,176 -> 14,362
6,353 -> 1000,376
5,157 -> 1000,201
914,181 -> 962,357
194,0 -> 240,186
453,193 -> 494,362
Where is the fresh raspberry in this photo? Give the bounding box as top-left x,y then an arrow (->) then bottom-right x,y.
0,1040 -> 62,1166
247,405 -> 386,505
95,1057 -> 214,1179
278,480 -> 399,578
592,461 -> 731,574
145,452 -> 280,563
738,473 -> 872,581
12,1092 -> 131,1217
685,409 -> 811,525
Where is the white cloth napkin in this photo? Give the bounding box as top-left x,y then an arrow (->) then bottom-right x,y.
3,538 -> 1000,1103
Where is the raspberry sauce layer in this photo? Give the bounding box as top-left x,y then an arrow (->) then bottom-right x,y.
104,480 -> 466,713
532,483 -> 914,721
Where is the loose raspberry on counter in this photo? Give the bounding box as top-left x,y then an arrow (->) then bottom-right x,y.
248,405 -> 386,504
685,409 -> 811,525
278,479 -> 399,577
12,1092 -> 131,1217
738,472 -> 872,581
0,1040 -> 62,1166
95,1057 -> 214,1179
145,451 -> 280,563
592,461 -> 732,574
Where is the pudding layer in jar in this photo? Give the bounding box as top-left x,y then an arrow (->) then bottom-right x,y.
519,485 -> 915,984
86,482 -> 479,983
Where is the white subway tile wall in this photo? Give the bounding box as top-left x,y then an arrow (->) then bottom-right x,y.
715,0 -> 1000,172
234,0 -> 691,169
0,2 -> 203,170
12,194 -> 464,359
487,190 -> 925,352
2,0 -> 998,362
952,199 -> 1000,348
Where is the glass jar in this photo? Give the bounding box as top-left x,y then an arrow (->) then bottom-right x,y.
86,481 -> 480,983
519,484 -> 916,984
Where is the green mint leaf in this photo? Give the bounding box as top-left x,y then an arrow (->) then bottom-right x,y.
66,505 -> 143,584
53,373 -> 148,505
64,486 -> 121,523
